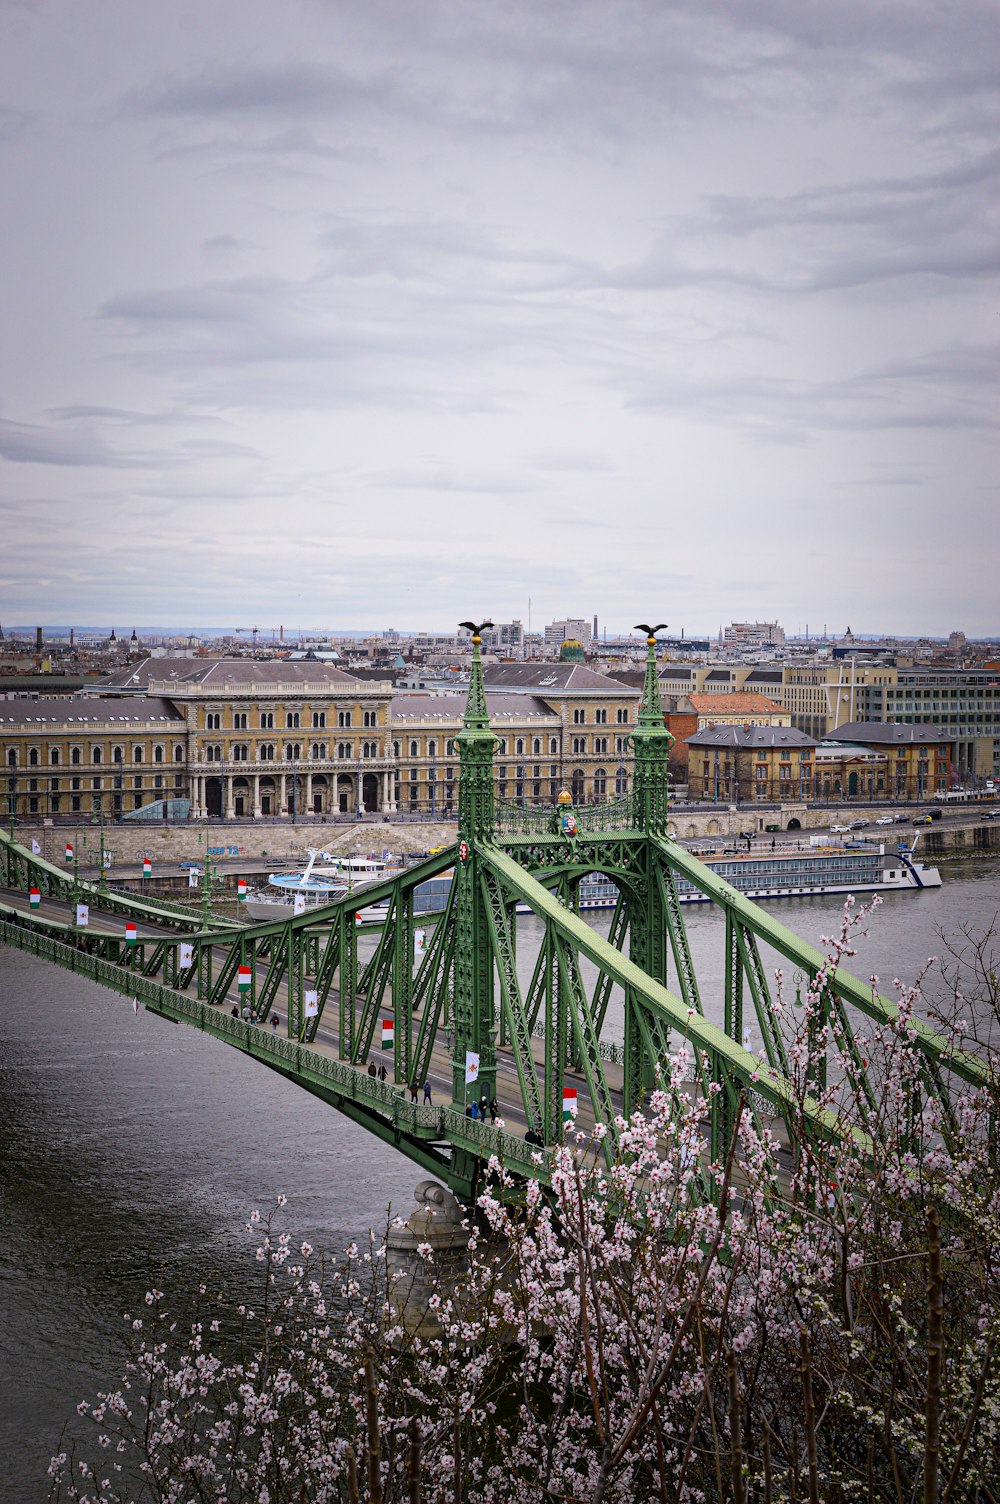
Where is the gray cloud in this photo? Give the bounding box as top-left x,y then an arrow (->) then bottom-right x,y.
1,0 -> 997,631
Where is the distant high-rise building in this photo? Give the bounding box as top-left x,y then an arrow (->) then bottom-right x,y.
722,621 -> 785,652
544,617 -> 593,652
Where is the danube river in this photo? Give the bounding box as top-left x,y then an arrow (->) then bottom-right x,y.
2,853 -> 999,1497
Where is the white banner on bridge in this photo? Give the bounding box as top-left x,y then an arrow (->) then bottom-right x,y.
464,1050 -> 480,1085
304,989 -> 319,1017
293,893 -> 306,915
415,928 -> 426,953
179,942 -> 194,969
188,870 -> 199,888
31,838 -> 41,854
75,903 -> 89,927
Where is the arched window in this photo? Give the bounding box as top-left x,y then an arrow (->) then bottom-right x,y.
616,766 -> 628,797
428,739 -> 437,757
516,738 -> 524,755
364,709 -> 377,727
571,768 -> 585,802
260,711 -> 274,730
153,745 -> 164,763
409,740 -> 419,757
28,747 -> 39,767
133,746 -> 143,764
593,767 -> 607,798
92,747 -> 102,765
6,749 -> 15,767
549,738 -> 558,755
174,744 -> 184,762
337,742 -> 350,759
393,740 -> 401,759
364,741 -> 376,758
49,747 -> 60,766
338,710 -> 352,728
312,711 -> 326,728
533,738 -> 541,755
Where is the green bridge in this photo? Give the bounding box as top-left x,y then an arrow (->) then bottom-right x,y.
0,625 -> 985,1203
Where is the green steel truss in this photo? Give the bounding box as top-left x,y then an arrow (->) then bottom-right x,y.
0,626 -> 990,1203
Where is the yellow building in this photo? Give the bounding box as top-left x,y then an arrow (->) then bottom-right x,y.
0,695 -> 186,819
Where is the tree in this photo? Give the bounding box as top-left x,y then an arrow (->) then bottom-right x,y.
51,905 -> 1000,1502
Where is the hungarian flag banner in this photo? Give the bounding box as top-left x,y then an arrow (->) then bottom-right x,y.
304,989 -> 319,1018
75,903 -> 89,928
65,842 -> 73,863
355,911 -> 363,926
237,879 -> 247,901
237,965 -> 252,992
142,858 -> 152,876
124,922 -> 137,947
381,1018 -> 394,1048
563,1087 -> 578,1122
29,887 -> 41,908
178,942 -> 194,969
465,1050 -> 480,1085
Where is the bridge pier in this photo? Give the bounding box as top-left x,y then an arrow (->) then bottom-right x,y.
385,1179 -> 469,1338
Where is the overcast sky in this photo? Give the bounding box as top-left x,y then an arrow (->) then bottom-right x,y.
1,1 -> 997,637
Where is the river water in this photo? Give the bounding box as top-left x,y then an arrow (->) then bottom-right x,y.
3,853 -> 999,1499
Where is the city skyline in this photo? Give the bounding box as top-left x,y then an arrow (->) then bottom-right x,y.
2,2 -> 998,632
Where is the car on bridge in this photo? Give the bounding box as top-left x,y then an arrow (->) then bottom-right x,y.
874,816 -> 895,826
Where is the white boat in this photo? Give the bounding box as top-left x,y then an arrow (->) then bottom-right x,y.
244,849 -> 401,921
246,840 -> 941,923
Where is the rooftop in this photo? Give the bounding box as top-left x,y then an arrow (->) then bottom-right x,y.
0,695 -> 184,726
484,663 -> 637,694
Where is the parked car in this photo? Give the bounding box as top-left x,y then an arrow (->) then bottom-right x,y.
848,819 -> 869,830
875,816 -> 894,826
913,814 -> 933,825
830,823 -> 851,834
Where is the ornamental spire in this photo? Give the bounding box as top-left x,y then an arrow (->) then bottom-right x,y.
456,620 -> 496,842
630,622 -> 673,834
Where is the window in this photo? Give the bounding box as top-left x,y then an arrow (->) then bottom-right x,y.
153,745 -> 164,763
174,744 -> 184,762
92,776 -> 101,790
393,740 -> 401,758
428,739 -> 437,757
446,739 -> 455,755
5,750 -> 16,769
617,708 -> 629,724
285,743 -> 301,760
71,795 -> 81,812
206,712 -> 221,731
93,747 -> 103,765
133,775 -> 142,789
571,768 -> 585,801
550,738 -> 558,755
133,794 -> 143,810
153,775 -> 163,790
311,742 -> 327,760
364,710 -> 377,728
616,736 -> 627,754
232,743 -> 249,761
616,767 -> 628,795
516,738 -> 524,755
573,708 -> 586,724
593,767 -> 607,797
133,746 -> 143,764
364,741 -> 377,758
533,738 -> 541,755
91,795 -> 102,813
312,711 -> 326,728
260,711 -> 274,730
338,742 -> 351,759
338,710 -> 352,728
259,744 -> 274,761
285,711 -> 300,729
28,747 -> 39,767
71,776 -> 80,791
595,708 -> 607,725
409,739 -> 419,757
594,737 -> 608,754
572,736 -> 586,755
48,747 -> 59,766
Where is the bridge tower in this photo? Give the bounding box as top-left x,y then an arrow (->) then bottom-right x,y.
450,622 -> 498,1111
